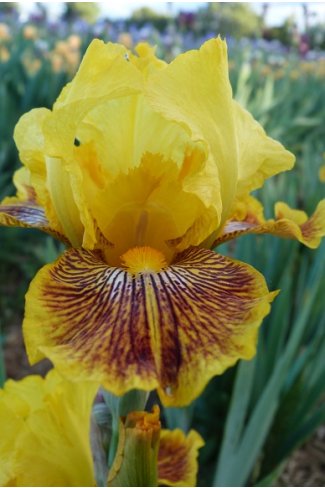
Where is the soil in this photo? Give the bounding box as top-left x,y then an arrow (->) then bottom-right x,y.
279,426 -> 325,487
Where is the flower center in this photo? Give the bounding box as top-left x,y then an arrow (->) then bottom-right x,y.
120,246 -> 167,274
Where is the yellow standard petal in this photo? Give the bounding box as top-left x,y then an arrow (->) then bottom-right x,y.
7,40 -> 144,249
0,113 -> 66,242
233,101 -> 295,198
130,42 -> 167,75
24,246 -> 276,407
158,429 -> 204,487
146,37 -> 238,227
0,370 -> 98,487
215,198 -> 325,249
13,107 -> 63,233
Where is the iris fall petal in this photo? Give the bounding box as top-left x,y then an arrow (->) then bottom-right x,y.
215,199 -> 325,249
24,246 -> 276,407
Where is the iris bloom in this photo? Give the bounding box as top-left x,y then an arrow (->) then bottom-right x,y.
0,39 -> 324,406
0,370 -> 202,487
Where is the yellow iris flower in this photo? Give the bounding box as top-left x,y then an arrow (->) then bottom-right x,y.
0,370 -> 203,487
0,370 -> 97,486
0,39 -> 324,406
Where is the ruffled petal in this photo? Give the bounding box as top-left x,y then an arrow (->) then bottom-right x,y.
158,429 -> 204,487
24,246 -> 276,407
233,101 -> 295,197
146,38 -> 238,226
130,42 -> 167,75
215,199 -> 325,249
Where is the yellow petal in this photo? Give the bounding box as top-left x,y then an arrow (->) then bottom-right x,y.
24,246 -> 276,407
215,199 -> 325,249
54,39 -> 143,109
0,370 -> 98,487
90,149 -> 215,264
146,37 -> 238,227
13,108 -> 62,232
130,42 -> 167,75
44,40 -> 143,158
0,400 -> 25,485
233,101 -> 295,197
11,167 -> 35,201
158,429 -> 204,487
46,156 -> 85,247
70,93 -> 220,255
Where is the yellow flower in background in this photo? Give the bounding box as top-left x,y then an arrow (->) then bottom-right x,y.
67,34 -> 82,50
0,372 -> 203,487
0,22 -> 11,41
0,45 -> 10,63
117,32 -> 134,49
0,370 -> 98,486
0,39 -> 324,406
319,164 -> 325,183
22,24 -> 38,41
